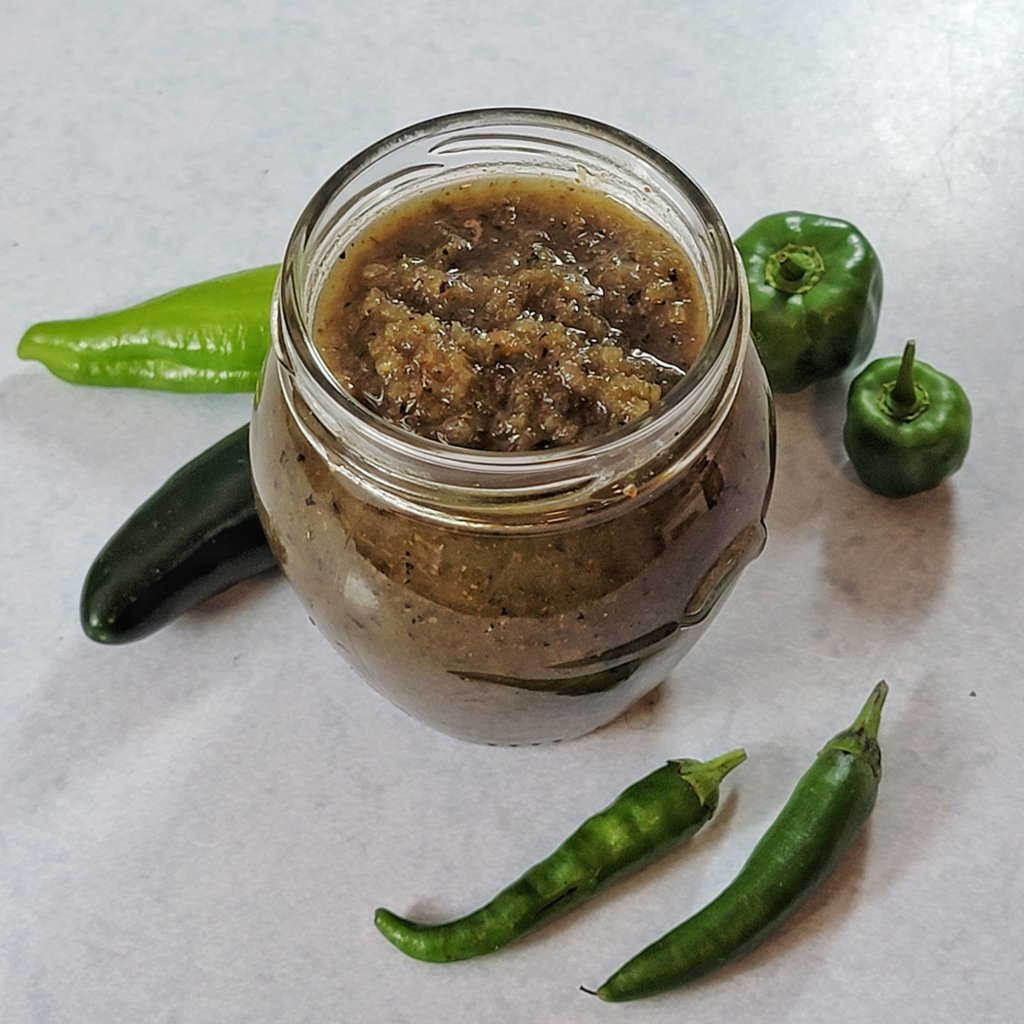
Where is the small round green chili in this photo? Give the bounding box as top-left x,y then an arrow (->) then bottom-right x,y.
592,681 -> 888,1002
735,211 -> 883,393
844,341 -> 971,498
373,749 -> 747,963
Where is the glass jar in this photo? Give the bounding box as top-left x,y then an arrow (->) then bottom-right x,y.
250,109 -> 775,745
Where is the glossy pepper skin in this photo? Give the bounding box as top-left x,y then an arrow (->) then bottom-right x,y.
374,749 -> 747,963
844,341 -> 971,498
17,265 -> 278,392
80,423 -> 277,643
736,212 -> 883,393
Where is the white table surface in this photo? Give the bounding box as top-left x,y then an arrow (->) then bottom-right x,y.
2,2 -> 1022,1021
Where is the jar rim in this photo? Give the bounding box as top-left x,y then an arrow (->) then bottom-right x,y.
277,107 -> 741,479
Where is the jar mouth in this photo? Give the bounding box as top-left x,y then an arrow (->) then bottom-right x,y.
277,107 -> 741,483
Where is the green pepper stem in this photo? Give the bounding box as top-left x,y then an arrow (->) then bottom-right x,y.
777,251 -> 816,281
891,341 -> 918,411
882,341 -> 930,421
849,680 -> 889,742
764,244 -> 825,294
822,681 -> 888,776
676,748 -> 747,807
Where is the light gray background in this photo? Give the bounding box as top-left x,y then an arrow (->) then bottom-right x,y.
2,2 -> 1021,1022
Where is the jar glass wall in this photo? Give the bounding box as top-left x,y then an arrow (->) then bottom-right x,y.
250,109 -> 775,744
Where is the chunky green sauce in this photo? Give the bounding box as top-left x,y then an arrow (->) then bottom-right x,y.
314,178 -> 706,451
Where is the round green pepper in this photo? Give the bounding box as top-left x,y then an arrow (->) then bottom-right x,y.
843,340 -> 971,498
736,212 -> 883,393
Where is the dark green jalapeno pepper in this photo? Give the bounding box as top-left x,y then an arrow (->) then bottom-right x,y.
17,265 -> 278,392
81,423 -> 277,643
592,681 -> 887,1002
736,212 -> 883,393
374,749 -> 747,963
844,340 -> 971,498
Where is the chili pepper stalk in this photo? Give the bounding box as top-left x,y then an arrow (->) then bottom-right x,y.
844,341 -> 971,498
592,682 -> 888,1002
17,265 -> 279,393
373,748 -> 747,963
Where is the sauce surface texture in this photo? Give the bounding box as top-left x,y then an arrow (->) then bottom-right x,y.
314,178 -> 706,451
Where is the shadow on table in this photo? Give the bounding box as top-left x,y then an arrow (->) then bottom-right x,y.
765,382 -> 958,623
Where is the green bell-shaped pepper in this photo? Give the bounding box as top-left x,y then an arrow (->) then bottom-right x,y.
736,212 -> 883,393
843,340 -> 971,498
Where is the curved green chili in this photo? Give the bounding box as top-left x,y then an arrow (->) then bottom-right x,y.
17,265 -> 278,392
374,749 -> 747,963
592,681 -> 888,1001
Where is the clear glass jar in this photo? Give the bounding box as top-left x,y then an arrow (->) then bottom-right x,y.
250,109 -> 775,745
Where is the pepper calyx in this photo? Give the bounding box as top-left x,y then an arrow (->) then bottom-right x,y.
764,244 -> 825,294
